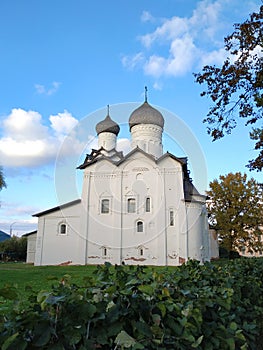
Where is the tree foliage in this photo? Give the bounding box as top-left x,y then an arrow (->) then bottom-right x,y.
0,166 -> 6,191
195,5 -> 263,171
207,172 -> 263,254
0,236 -> 27,261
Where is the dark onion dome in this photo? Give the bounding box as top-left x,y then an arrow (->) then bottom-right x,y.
129,101 -> 164,130
95,114 -> 120,135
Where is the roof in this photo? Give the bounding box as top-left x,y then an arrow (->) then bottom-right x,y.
77,147 -> 124,169
95,114 -> 120,135
23,230 -> 37,237
78,147 -> 187,171
0,230 -> 10,242
129,101 -> 164,130
33,199 -> 81,217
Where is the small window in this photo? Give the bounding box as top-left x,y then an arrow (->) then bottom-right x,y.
137,221 -> 144,232
60,223 -> 67,234
128,198 -> 136,213
169,210 -> 174,226
101,199 -> 110,214
139,248 -> 144,256
145,197 -> 151,212
103,247 -> 107,256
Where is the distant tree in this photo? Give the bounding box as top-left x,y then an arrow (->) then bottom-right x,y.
0,166 -> 6,191
0,236 -> 27,261
207,172 -> 263,254
195,5 -> 263,171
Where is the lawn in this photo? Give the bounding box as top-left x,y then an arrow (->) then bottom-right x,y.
0,263 -> 97,307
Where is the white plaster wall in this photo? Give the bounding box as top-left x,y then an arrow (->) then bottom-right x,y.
26,233 -> 37,263
131,124 -> 163,158
34,202 -> 82,265
82,150 -> 192,266
186,202 -> 209,262
98,132 -> 117,151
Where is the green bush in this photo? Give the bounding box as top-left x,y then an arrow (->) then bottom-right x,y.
0,259 -> 263,349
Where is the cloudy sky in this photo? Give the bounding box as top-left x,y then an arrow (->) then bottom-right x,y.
0,0 -> 262,236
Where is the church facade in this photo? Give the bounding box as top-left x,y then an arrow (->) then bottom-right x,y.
33,99 -> 218,266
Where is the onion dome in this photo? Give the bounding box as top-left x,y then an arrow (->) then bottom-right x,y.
129,101 -> 164,130
95,111 -> 120,136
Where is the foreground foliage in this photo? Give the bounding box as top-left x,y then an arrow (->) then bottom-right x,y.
1,259 -> 263,349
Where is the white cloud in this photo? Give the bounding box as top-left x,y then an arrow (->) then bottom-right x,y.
143,55 -> 166,77
35,81 -> 61,95
0,108 -> 83,168
143,35 -> 198,77
153,81 -> 163,90
116,138 -> 131,155
123,0 -> 260,80
121,52 -> 144,70
50,110 -> 79,135
139,16 -> 188,48
141,11 -> 155,23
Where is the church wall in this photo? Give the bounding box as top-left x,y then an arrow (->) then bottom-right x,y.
81,151 -> 195,266
26,233 -> 37,264
34,203 -> 82,266
82,161 -> 122,265
186,202 -> 209,262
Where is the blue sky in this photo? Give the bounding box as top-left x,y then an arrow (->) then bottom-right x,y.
0,0 -> 262,236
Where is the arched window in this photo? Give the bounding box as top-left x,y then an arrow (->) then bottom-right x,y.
128,198 -> 136,213
139,248 -> 144,256
169,210 -> 175,226
60,223 -> 67,235
101,199 -> 110,214
137,221 -> 144,233
103,247 -> 107,256
145,197 -> 151,212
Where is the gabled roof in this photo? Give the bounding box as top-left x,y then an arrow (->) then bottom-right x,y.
116,146 -> 156,166
77,147 -> 124,169
33,199 -> 81,217
156,151 -> 187,166
79,147 -> 188,170
23,230 -> 37,237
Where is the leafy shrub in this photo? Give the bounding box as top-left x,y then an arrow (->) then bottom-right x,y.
0,259 -> 263,349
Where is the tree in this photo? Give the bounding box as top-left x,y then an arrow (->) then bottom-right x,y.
207,172 -> 263,254
0,166 -> 7,191
195,5 -> 263,171
0,236 -> 27,261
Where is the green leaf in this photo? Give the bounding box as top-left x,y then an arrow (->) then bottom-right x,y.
226,337 -> 235,350
138,284 -> 154,295
37,290 -> 50,303
152,313 -> 161,326
229,321 -> 237,331
33,327 -> 51,347
2,335 -> 27,350
157,302 -> 166,317
192,335 -> 204,348
135,321 -> 152,337
115,330 -> 137,348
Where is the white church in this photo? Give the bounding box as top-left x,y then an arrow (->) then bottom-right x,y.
32,96 -> 218,266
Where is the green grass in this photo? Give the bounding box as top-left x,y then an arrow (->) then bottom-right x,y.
0,263 -> 97,307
